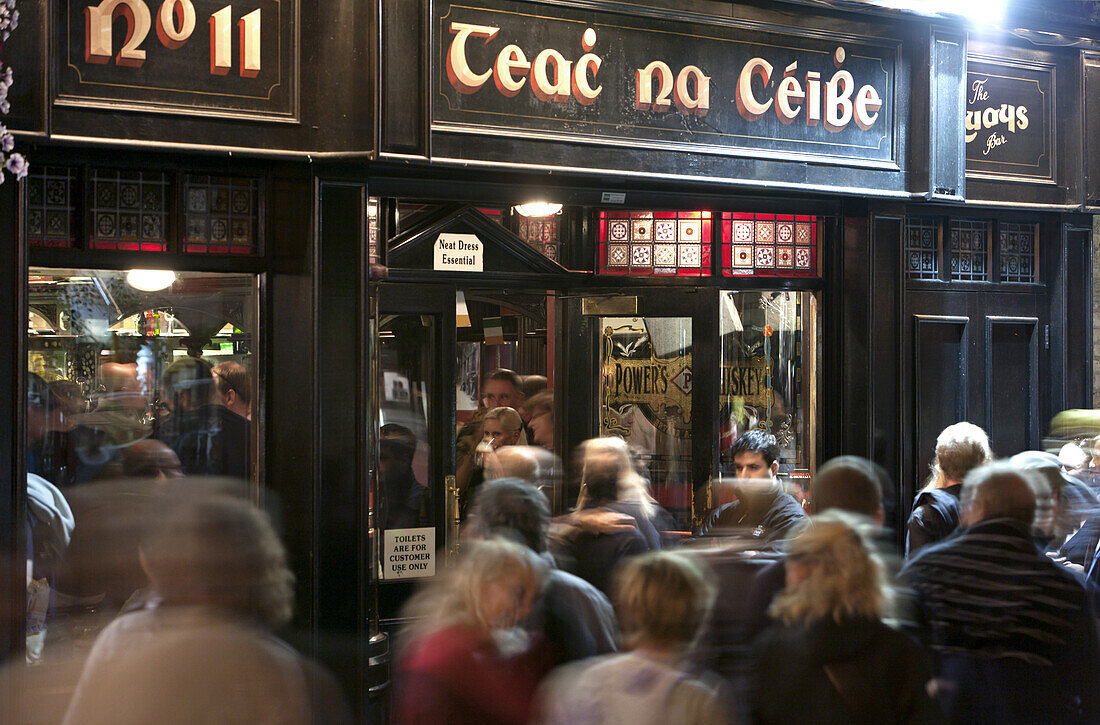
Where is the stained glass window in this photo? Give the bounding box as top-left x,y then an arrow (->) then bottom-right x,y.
598,211 -> 711,276
88,169 -> 169,252
903,217 -> 940,280
998,222 -> 1036,283
183,175 -> 259,255
27,166 -> 77,248
949,219 -> 988,282
720,213 -> 817,277
516,214 -> 560,263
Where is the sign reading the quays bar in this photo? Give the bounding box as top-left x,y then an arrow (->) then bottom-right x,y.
59,0 -> 297,121
965,57 -> 1053,181
435,1 -> 896,167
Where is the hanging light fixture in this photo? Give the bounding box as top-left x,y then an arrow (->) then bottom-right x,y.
513,202 -> 563,217
126,269 -> 176,292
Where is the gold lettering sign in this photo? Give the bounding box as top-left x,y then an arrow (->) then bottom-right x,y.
719,357 -> 774,410
601,324 -> 691,437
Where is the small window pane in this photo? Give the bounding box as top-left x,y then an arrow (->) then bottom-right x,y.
516,213 -> 561,264
598,211 -> 711,277
88,169 -> 169,252
721,212 -> 818,278
183,175 -> 260,255
27,166 -> 77,248
949,219 -> 989,282
999,222 -> 1037,283
903,217 -> 940,280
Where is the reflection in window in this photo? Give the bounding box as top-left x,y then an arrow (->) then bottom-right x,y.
599,317 -> 693,529
718,291 -> 817,499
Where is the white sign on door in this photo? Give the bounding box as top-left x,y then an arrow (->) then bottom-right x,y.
382,527 -> 436,580
434,233 -> 483,272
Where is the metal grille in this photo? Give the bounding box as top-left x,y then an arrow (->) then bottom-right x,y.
949,219 -> 988,281
88,169 -> 169,251
27,166 -> 77,248
998,222 -> 1036,283
183,175 -> 259,254
903,217 -> 939,280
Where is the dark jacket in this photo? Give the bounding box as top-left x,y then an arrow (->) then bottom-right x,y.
751,617 -> 943,725
698,483 -> 807,549
157,404 -> 250,480
905,484 -> 962,558
903,517 -> 1100,724
564,525 -> 649,597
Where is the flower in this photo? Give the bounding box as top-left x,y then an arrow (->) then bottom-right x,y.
2,67 -> 12,85
5,152 -> 27,180
1,133 -> 12,153
0,99 -> 9,114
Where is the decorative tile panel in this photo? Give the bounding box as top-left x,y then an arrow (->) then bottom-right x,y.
721,213 -> 818,278
949,219 -> 988,282
88,169 -> 168,251
516,213 -> 561,262
903,217 -> 940,280
183,175 -> 260,254
998,222 -> 1036,283
598,211 -> 712,276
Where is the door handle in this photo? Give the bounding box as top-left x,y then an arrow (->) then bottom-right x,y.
445,475 -> 459,562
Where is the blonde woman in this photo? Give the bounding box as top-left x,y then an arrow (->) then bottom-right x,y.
906,422 -> 993,558
456,406 -> 528,517
752,512 -> 941,725
396,538 -> 554,724
536,551 -> 731,725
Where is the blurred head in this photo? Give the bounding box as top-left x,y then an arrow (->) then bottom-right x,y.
122,439 -> 183,480
482,407 -> 526,449
810,456 -> 886,525
614,551 -> 715,651
483,369 -> 524,410
730,430 -> 780,481
457,538 -> 542,632
139,494 -> 294,629
467,478 -> 550,553
934,422 -> 992,483
960,462 -> 1037,528
379,423 -> 417,484
213,361 -> 251,419
1059,442 -> 1089,471
100,362 -> 146,413
525,391 -> 554,450
519,376 -> 547,415
161,358 -> 217,414
27,372 -> 56,441
770,511 -> 886,625
576,436 -> 652,516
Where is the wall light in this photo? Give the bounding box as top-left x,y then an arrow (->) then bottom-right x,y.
126,269 -> 176,292
513,202 -> 563,217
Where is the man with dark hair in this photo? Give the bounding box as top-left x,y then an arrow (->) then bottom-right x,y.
213,361 -> 251,420
156,357 -> 250,480
903,463 -> 1100,723
467,478 -> 620,663
698,430 -> 806,545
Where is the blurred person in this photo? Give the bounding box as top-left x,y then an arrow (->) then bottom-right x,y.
213,360 -> 252,420
456,406 -> 527,517
905,421 -> 992,559
77,362 -> 149,445
574,436 -> 669,550
752,512 -> 941,725
698,430 -> 807,547
520,375 -> 547,408
467,479 -> 620,663
483,445 -> 560,504
525,390 -> 555,450
156,357 -> 250,480
902,462 -> 1100,723
1011,450 -> 1098,559
536,551 -> 731,725
378,423 -> 429,530
62,493 -> 350,725
396,538 -> 555,724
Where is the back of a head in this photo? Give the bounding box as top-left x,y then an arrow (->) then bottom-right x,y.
960,462 -> 1037,527
212,361 -> 251,407
731,429 -> 780,467
468,478 -> 549,552
520,375 -> 547,399
140,492 -> 294,629
162,357 -> 216,408
578,437 -> 631,505
614,551 -> 715,650
811,456 -> 885,518
935,422 -> 992,481
771,510 -> 885,625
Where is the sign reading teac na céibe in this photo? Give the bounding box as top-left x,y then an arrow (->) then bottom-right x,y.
382,527 -> 436,580
434,233 -> 484,272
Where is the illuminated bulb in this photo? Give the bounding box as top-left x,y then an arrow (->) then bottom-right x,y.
513,202 -> 563,217
126,269 -> 176,292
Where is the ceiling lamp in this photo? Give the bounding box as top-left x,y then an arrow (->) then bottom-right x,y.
126,269 -> 176,292
513,202 -> 563,217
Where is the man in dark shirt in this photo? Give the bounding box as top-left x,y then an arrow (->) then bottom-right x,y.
903,462 -> 1100,723
698,430 -> 806,547
156,357 -> 250,480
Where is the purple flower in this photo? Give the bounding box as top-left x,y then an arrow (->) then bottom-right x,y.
5,152 -> 26,180
1,133 -> 13,152
0,99 -> 9,114
2,67 -> 12,85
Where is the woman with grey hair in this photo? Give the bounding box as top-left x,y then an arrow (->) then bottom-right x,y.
63,492 -> 349,725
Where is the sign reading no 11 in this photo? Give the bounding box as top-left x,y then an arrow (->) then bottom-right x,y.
85,0 -> 261,76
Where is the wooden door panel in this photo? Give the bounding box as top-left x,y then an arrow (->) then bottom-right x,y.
913,315 -> 969,487
985,317 -> 1039,456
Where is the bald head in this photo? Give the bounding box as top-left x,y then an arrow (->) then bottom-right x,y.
960,462 -> 1037,527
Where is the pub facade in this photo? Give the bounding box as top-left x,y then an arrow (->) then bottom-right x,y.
2,0 -> 1098,720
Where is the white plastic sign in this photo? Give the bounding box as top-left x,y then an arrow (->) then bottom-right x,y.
434,233 -> 483,272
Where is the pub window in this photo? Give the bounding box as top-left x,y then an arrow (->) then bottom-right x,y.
515,212 -> 561,263
998,222 -> 1037,283
88,169 -> 169,252
597,210 -> 712,276
27,166 -> 78,249
903,216 -> 940,281
368,196 -> 380,264
949,219 -> 989,282
720,212 -> 818,277
182,175 -> 261,255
